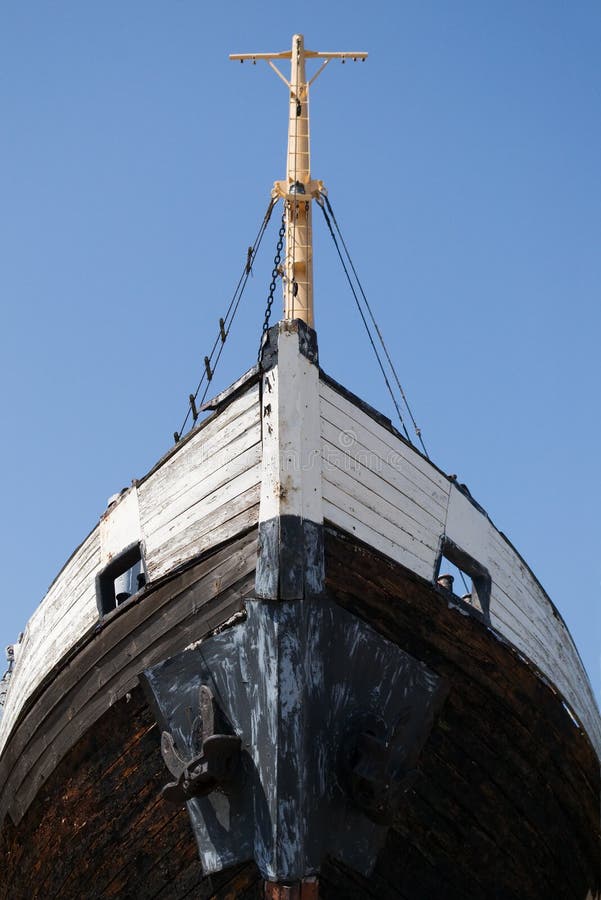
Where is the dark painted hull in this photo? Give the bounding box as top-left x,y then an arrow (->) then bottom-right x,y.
1,526 -> 598,899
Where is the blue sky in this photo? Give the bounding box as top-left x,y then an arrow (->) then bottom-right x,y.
1,2 -> 599,707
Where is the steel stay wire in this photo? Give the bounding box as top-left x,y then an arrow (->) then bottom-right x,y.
318,198 -> 413,444
175,188 -> 428,461
319,192 -> 429,458
174,196 -> 277,443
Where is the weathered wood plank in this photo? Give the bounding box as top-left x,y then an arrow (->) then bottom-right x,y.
254,322 -> 325,600
488,603 -> 600,752
317,414 -> 600,758
489,581 -> 576,681
258,326 -> 323,525
321,424 -> 446,531
136,387 -> 261,583
100,486 -> 142,565
9,570 -> 254,823
322,448 -> 442,552
140,408 -> 260,522
15,526 -> 252,830
201,364 -> 258,411
138,386 -> 260,509
0,529 -> 101,753
320,381 -> 451,503
490,553 -> 575,658
0,582 -> 99,720
0,532 -> 256,788
137,379 -> 260,488
0,532 -> 257,824
145,488 -> 261,581
142,434 -> 261,540
489,567 -> 562,648
20,528 -> 100,642
323,376 -> 597,749
11,534 -> 102,677
445,488 -> 601,750
322,497 -> 436,581
0,384 -> 264,815
147,459 -> 261,549
445,485 -> 597,730
138,385 -> 261,575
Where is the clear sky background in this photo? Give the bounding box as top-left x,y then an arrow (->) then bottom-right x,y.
1,2 -> 599,708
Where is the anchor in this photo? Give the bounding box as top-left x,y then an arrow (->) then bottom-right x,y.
142,597 -> 447,879
159,685 -> 241,805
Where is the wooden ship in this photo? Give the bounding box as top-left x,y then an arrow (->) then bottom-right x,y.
0,35 -> 599,900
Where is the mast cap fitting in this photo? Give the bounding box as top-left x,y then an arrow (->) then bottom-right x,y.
272,178 -> 325,201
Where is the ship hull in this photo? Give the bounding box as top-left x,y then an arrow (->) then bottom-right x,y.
1,525 -> 598,899
1,321 -> 599,898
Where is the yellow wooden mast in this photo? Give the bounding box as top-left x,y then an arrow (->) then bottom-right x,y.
230,34 -> 367,328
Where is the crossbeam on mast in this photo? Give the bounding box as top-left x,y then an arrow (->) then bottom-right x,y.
229,49 -> 367,62
231,34 -> 367,328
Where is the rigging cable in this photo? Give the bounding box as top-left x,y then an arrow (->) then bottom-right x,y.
318,198 -> 412,444
319,193 -> 429,459
173,196 -> 277,443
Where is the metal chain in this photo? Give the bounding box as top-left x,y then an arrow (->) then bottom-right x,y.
258,210 -> 286,365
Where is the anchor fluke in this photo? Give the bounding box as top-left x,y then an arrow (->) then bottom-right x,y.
159,685 -> 242,805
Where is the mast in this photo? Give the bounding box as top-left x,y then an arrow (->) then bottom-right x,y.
230,35 -> 367,328
283,34 -> 313,325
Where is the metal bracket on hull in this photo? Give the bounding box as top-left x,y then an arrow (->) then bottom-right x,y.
160,685 -> 241,805
141,597 -> 447,882
341,708 -> 422,826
